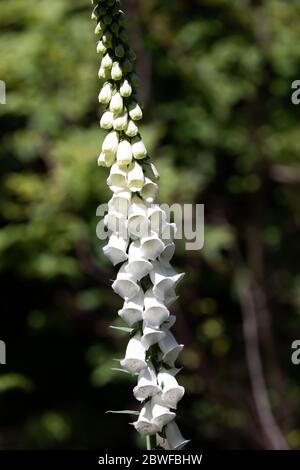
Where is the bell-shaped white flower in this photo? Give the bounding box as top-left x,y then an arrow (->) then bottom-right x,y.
150,260 -> 184,301
108,189 -> 131,217
120,79 -> 132,97
139,233 -> 165,260
127,198 -> 149,239
151,395 -> 175,432
111,61 -> 123,80
102,234 -> 128,266
157,369 -> 185,409
113,111 -> 128,131
110,92 -> 123,114
133,401 -> 158,436
128,101 -> 143,120
125,119 -> 139,137
101,52 -> 113,69
158,327 -> 183,367
141,177 -> 159,203
104,210 -> 127,236
116,139 -> 132,166
98,82 -> 113,104
141,325 -> 166,350
97,151 -> 115,167
159,242 -> 175,263
120,333 -> 147,374
102,131 -> 119,159
100,111 -> 114,129
112,262 -> 140,300
127,161 -> 144,192
148,205 -> 167,235
165,421 -> 190,450
133,363 -> 160,402
143,288 -> 169,327
107,162 -> 128,193
131,137 -> 147,160
118,288 -> 144,326
125,240 -> 152,282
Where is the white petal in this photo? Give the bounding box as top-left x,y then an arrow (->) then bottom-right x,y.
143,289 -> 169,327
102,131 -> 119,157
118,289 -> 144,326
141,177 -> 159,203
108,190 -> 131,217
141,325 -> 166,350
116,140 -> 132,166
150,260 -> 184,301
112,263 -> 140,300
125,258 -> 152,281
159,242 -> 175,263
151,395 -> 175,432
113,111 -> 128,131
102,234 -> 128,266
127,162 -> 144,192
127,214 -> 150,239
120,333 -> 147,374
131,137 -> 147,159
133,402 -> 157,435
157,369 -> 185,409
133,363 -> 160,402
100,111 -> 114,129
158,327 -> 183,367
140,234 -> 164,260
107,162 -> 128,193
165,421 -> 189,450
109,92 -> 123,114
104,211 -> 127,237
98,151 -> 115,167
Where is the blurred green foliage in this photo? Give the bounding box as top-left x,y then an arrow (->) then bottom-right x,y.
1,0 -> 300,450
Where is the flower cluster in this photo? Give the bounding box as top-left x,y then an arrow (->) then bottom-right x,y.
91,0 -> 188,450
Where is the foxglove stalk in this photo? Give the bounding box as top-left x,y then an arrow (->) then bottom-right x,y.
91,0 -> 188,449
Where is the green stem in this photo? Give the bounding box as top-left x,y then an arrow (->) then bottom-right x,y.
146,434 -> 156,450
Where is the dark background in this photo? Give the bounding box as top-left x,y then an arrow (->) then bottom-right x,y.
0,0 -> 300,450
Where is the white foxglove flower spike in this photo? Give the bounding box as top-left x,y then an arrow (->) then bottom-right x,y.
92,0 -> 187,449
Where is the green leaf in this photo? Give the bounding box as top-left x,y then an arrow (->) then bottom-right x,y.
109,325 -> 133,333
106,410 -> 139,416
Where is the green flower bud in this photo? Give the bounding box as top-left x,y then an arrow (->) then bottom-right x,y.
128,48 -> 136,61
111,22 -> 119,33
115,44 -> 125,58
98,82 -> 113,104
101,53 -> 113,69
131,137 -> 147,160
113,111 -> 128,131
125,120 -> 139,137
130,73 -> 140,88
118,29 -> 128,43
110,92 -> 123,114
100,111 -> 114,129
111,61 -> 123,80
120,79 -> 132,97
104,15 -> 112,26
107,0 -> 115,5
122,58 -> 133,73
128,101 -> 143,121
98,6 -> 107,15
118,11 -> 126,26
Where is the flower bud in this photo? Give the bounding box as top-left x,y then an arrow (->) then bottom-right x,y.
98,82 -> 113,104
101,53 -> 113,69
115,43 -> 125,58
97,151 -> 115,167
125,120 -> 139,137
113,110 -> 128,131
123,58 -> 133,73
111,61 -> 123,80
100,111 -> 114,129
102,130 -> 119,157
118,29 -> 128,43
117,139 -> 133,165
111,22 -> 119,33
128,101 -> 143,121
102,31 -> 112,46
120,79 -> 132,97
127,161 -> 144,192
130,73 -> 140,88
96,40 -> 107,54
94,21 -> 105,35
103,15 -> 112,25
109,92 -> 123,114
131,137 -> 147,159
128,48 -> 136,61
98,66 -> 110,80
